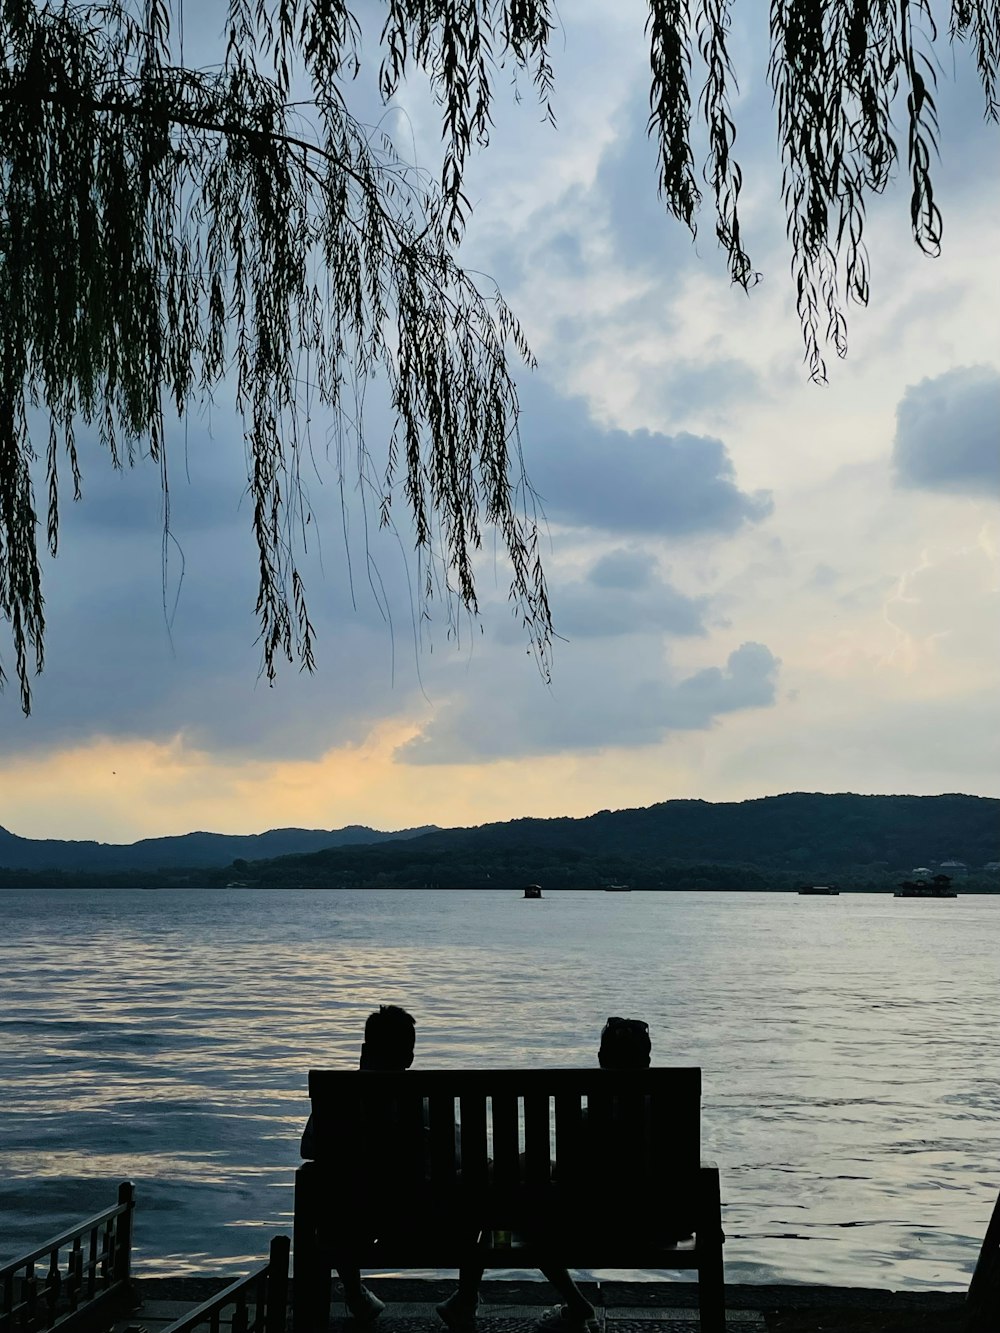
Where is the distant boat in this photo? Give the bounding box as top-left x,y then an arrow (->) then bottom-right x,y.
523,884 -> 542,899
798,885 -> 840,895
894,879 -> 957,898
604,884 -> 631,892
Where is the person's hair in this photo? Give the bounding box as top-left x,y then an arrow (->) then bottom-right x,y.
598,1016 -> 651,1069
361,1004 -> 416,1070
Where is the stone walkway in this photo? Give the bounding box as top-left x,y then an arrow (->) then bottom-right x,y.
122,1277 -> 968,1333
120,1297 -> 766,1333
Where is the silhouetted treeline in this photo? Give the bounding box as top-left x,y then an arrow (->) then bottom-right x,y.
0,821 -> 437,873
2,794 -> 997,891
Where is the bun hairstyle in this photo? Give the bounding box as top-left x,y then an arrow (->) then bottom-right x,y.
598,1016 -> 651,1069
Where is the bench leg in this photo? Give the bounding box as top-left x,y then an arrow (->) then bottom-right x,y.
697,1163 -> 726,1333
697,1243 -> 725,1332
292,1244 -> 329,1333
293,1177 -> 330,1333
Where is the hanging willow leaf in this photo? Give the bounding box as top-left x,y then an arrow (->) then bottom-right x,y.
1,1 -> 997,710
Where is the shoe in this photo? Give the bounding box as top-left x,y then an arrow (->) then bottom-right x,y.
338,1285 -> 385,1324
435,1294 -> 480,1333
534,1305 -> 598,1333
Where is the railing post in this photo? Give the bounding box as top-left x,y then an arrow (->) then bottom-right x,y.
2,1270 -> 14,1327
68,1241 -> 82,1311
86,1229 -> 98,1299
265,1236 -> 290,1333
115,1183 -> 136,1286
23,1263 -> 37,1333
232,1293 -> 249,1333
43,1252 -> 60,1324
99,1224 -> 112,1290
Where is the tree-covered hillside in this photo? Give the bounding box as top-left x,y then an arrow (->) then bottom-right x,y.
3,794 -> 996,890
209,793 -> 1000,890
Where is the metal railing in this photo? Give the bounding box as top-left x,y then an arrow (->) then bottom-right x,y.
0,1181 -> 135,1333
160,1237 -> 289,1333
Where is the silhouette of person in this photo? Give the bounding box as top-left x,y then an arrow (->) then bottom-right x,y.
435,1017 -> 652,1333
300,1004 -> 417,1324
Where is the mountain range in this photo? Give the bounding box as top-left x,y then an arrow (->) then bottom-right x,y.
0,822 -> 436,872
3,792 -> 997,889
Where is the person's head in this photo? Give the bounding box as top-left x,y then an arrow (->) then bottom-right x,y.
360,1004 -> 416,1070
598,1016 -> 651,1069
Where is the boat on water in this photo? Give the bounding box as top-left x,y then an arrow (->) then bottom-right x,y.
797,884 -> 840,895
894,881 -> 958,898
604,883 -> 631,892
523,884 -> 542,899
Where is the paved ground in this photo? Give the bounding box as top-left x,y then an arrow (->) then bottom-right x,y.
122,1295 -> 764,1333
122,1278 -> 968,1333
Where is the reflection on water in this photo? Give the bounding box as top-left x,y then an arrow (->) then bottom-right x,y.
1,887 -> 997,1289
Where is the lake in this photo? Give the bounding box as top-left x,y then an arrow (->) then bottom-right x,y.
1,887 -> 996,1290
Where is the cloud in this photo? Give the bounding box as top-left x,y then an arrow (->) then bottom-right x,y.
671,641 -> 779,716
2,412 -> 439,760
892,366 -> 1000,497
553,548 -> 709,639
396,640 -> 779,764
520,380 -> 773,537
587,549 -> 656,589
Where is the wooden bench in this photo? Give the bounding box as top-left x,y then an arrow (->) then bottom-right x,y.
293,1068 -> 725,1333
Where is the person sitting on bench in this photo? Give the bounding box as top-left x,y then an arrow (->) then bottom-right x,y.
300,1004 -> 418,1325
435,1016 -> 652,1333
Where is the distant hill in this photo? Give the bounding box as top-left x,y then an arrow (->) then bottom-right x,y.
221,792 -> 1000,890
0,823 -> 437,873
4,794 -> 997,890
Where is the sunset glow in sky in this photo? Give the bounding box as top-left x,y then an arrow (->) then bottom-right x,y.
1,2 -> 998,844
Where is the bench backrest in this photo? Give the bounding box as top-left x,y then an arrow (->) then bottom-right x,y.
306,1067 -> 702,1233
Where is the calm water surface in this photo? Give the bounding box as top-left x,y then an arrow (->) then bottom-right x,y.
1,888 -> 997,1289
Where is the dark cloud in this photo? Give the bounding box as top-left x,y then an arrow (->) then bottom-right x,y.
396,640 -> 779,764
671,642 -> 779,717
2,370 -> 765,760
588,549 -> 657,590
520,378 -> 772,536
2,412 -> 439,759
554,549 -> 708,639
891,365 -> 1000,496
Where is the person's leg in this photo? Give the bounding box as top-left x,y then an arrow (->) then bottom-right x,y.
457,1264 -> 484,1304
436,1264 -> 483,1331
336,1267 -> 364,1302
336,1267 -> 385,1324
535,1265 -> 596,1329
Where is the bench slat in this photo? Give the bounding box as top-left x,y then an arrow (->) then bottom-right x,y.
523,1092 -> 550,1191
490,1092 -> 519,1189
554,1091 -> 584,1184
427,1094 -> 457,1191
459,1094 -> 489,1194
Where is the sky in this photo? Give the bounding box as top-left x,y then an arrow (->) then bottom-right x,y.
1,1 -> 998,844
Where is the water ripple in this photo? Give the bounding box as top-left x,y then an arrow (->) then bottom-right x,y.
1,887 -> 997,1288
